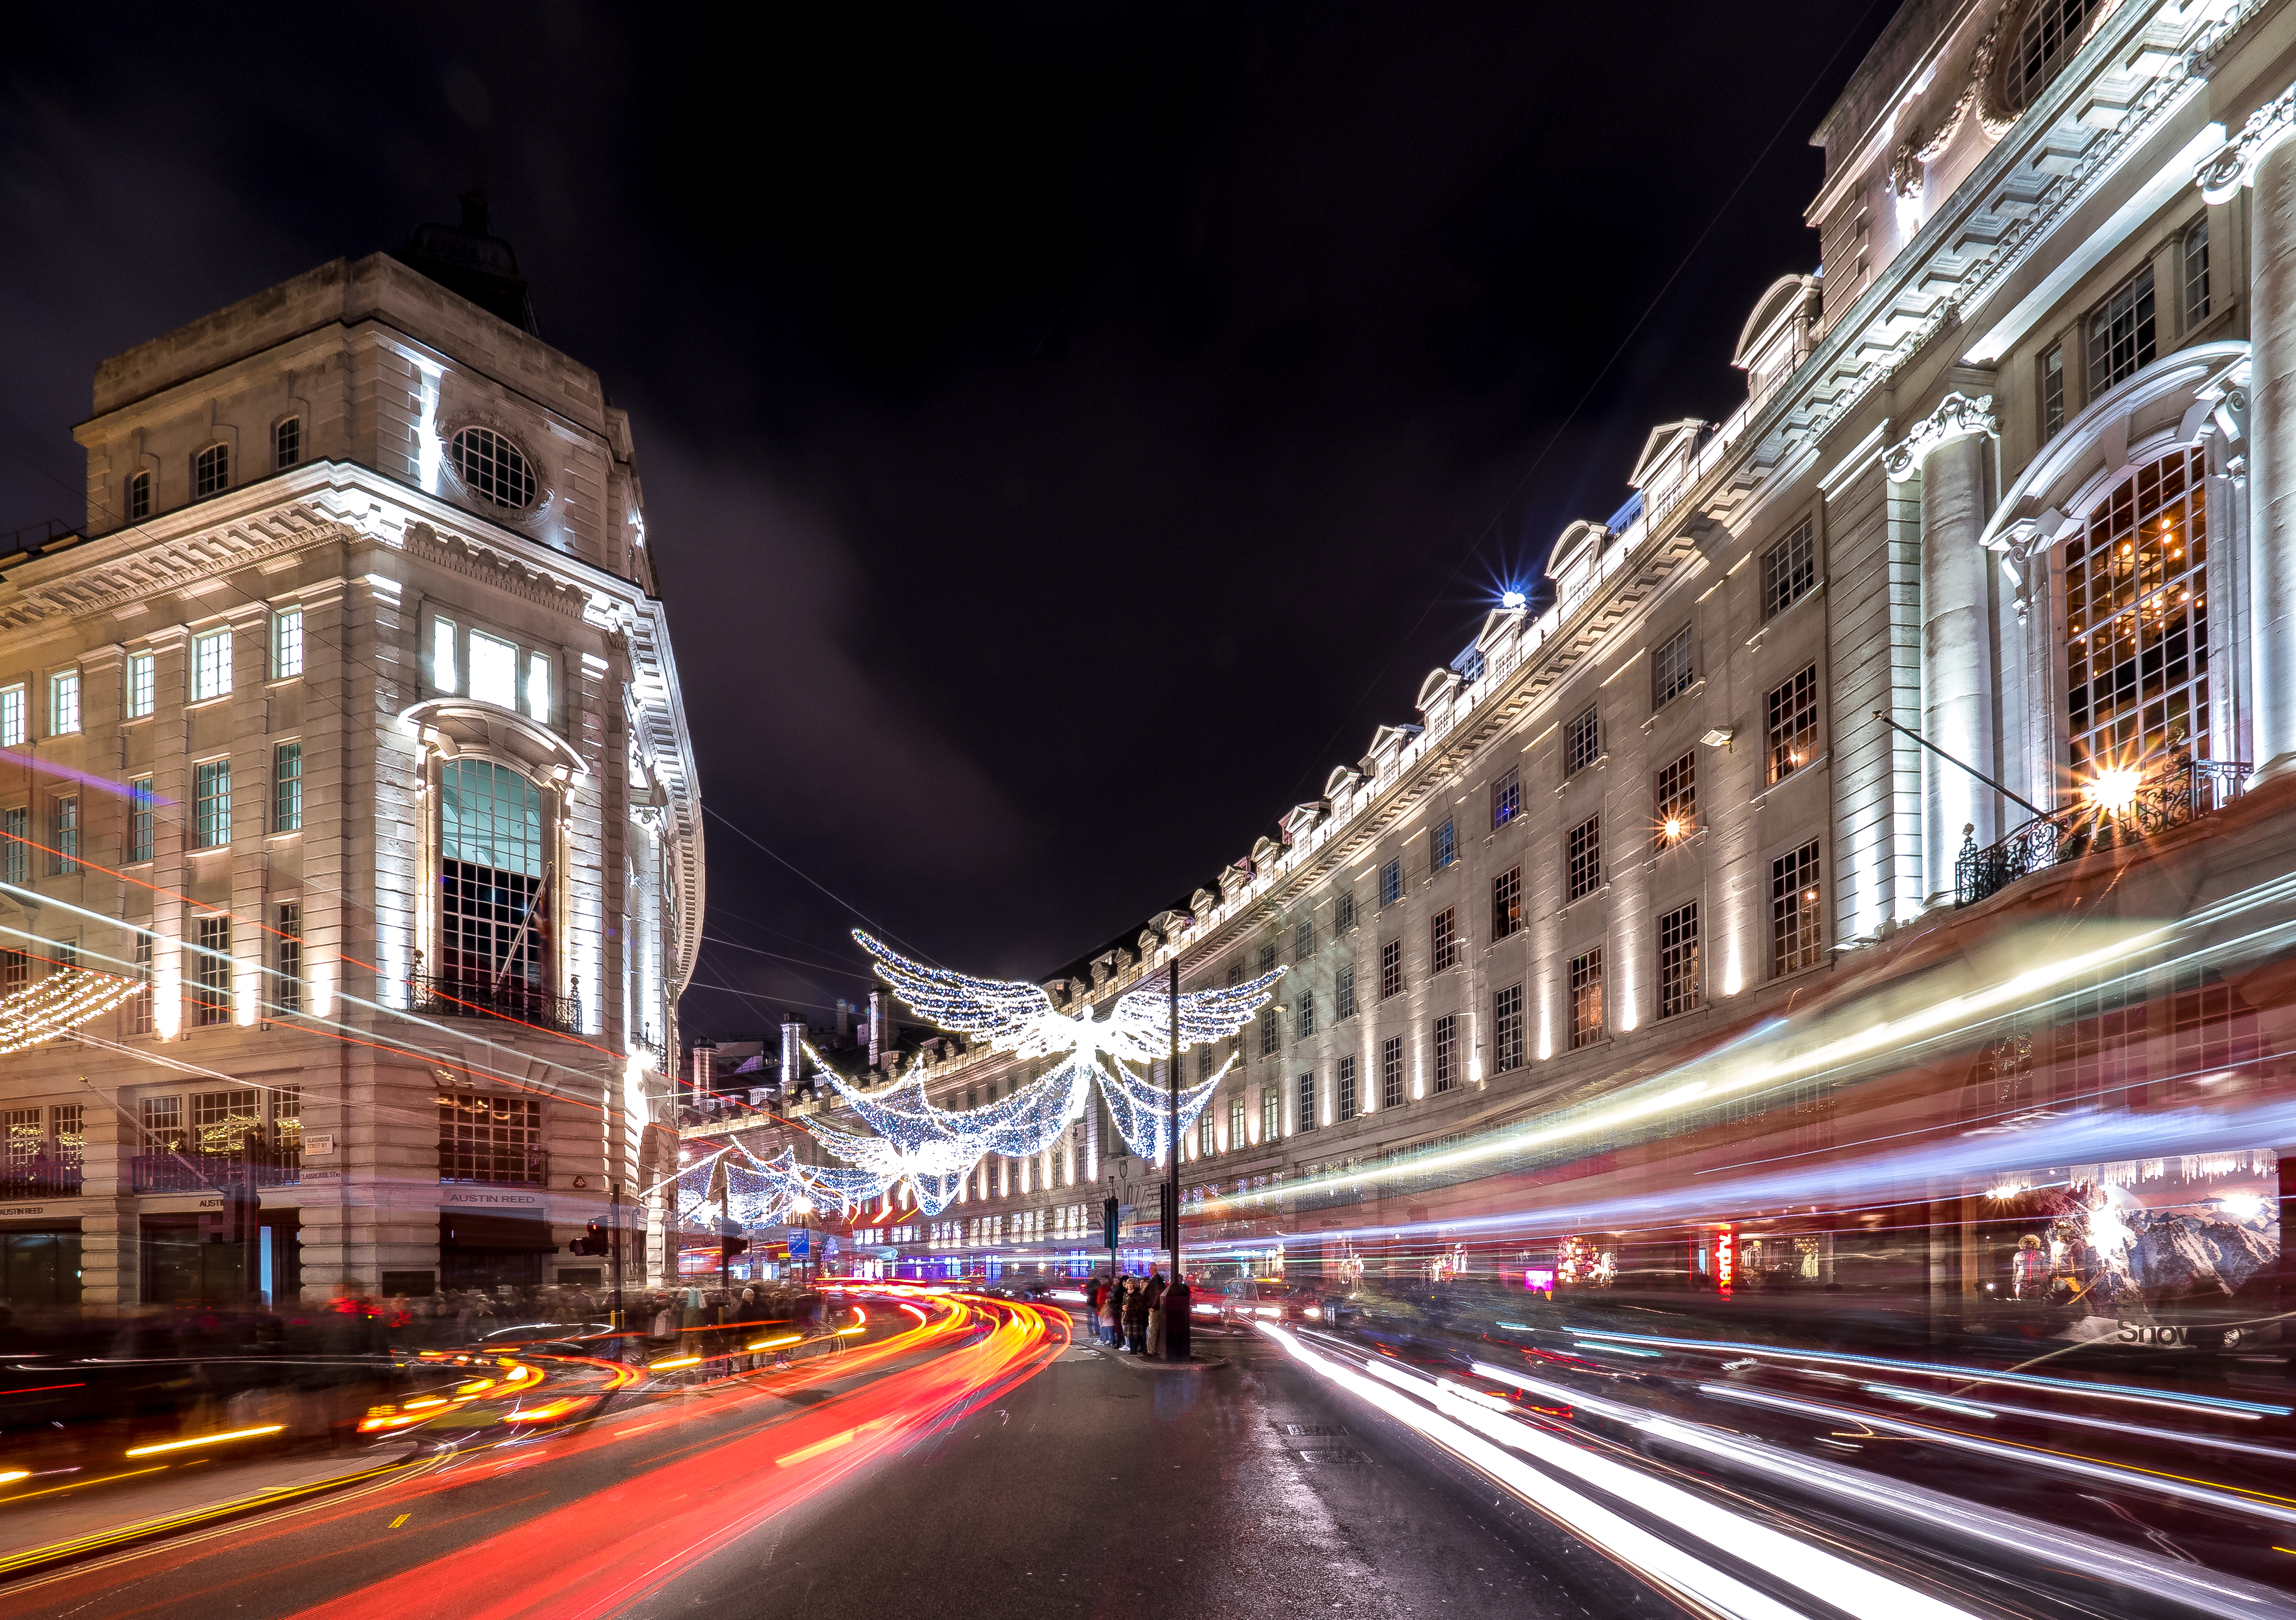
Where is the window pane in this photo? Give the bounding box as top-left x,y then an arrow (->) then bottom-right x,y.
272,607 -> 304,679
192,629 -> 232,701
1,685 -> 25,747
193,761 -> 231,848
469,632 -> 519,708
525,652 -> 552,723
434,618 -> 458,693
274,742 -> 304,832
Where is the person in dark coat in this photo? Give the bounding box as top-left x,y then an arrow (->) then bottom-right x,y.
1164,1276 -> 1192,1360
1083,1275 -> 1104,1339
1122,1277 -> 1151,1353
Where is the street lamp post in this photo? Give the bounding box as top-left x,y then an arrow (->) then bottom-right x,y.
1166,959 -> 1180,1288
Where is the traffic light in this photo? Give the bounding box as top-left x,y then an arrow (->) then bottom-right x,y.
570,1220 -> 611,1257
1158,1183 -> 1178,1253
1102,1195 -> 1120,1250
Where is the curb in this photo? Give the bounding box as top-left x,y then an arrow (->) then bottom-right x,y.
1085,1344 -> 1229,1373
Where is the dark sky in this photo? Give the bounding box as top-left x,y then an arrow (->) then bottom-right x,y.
2,3 -> 1892,1039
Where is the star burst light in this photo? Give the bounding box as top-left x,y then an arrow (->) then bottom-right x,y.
771,934 -> 1281,1205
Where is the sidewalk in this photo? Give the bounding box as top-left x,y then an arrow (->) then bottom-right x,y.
0,1440 -> 424,1577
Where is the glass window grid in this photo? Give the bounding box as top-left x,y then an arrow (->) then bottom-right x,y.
1571,948 -> 1605,1049
1653,752 -> 1696,848
130,779 -> 154,863
1432,1014 -> 1457,1092
1380,939 -> 1401,1000
141,1095 -> 185,1152
0,685 -> 22,748
274,417 -> 301,470
48,671 -> 79,736
1567,815 -> 1602,901
0,1107 -> 37,1174
437,1091 -> 545,1184
1379,859 -> 1401,907
131,935 -> 153,1035
1335,891 -> 1356,932
276,901 -> 303,1015
1262,1089 -> 1281,1144
1771,841 -> 1823,976
50,796 -> 77,875
1199,1112 -> 1214,1157
1658,901 -> 1701,1019
2015,0 -> 2105,107
1652,624 -> 1694,710
1335,964 -> 1356,1020
2184,220 -> 2210,328
191,628 -> 232,701
1767,665 -> 1819,785
0,949 -> 23,996
1431,908 -> 1457,973
126,470 -> 151,521
1492,866 -> 1522,940
1493,983 -> 1524,1073
1491,769 -> 1521,829
2042,342 -> 2066,441
1295,991 -> 1315,1040
51,1104 -> 83,1170
2088,265 -> 2156,394
1297,1071 -> 1316,1131
1431,819 -> 1455,870
274,742 -> 304,831
193,443 -> 229,499
1294,918 -> 1314,960
192,760 -> 231,849
192,915 -> 231,1026
1228,1096 -> 1245,1151
451,427 -> 538,510
191,1088 -> 262,1153
1564,705 -> 1600,776
1382,1036 -> 1405,1109
1337,1057 -> 1357,1122
271,607 -> 304,679
2064,448 -> 2212,776
1761,521 -> 1817,620
0,807 -> 23,885
1259,1007 -> 1279,1057
127,652 -> 155,718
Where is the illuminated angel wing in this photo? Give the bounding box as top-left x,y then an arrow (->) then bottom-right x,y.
1097,1052 -> 1230,1163
1108,967 -> 1284,1057
855,931 -> 1056,1048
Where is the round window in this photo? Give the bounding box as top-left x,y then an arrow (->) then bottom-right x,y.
450,426 -> 537,510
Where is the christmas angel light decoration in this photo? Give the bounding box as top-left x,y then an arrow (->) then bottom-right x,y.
781,931 -> 1283,1216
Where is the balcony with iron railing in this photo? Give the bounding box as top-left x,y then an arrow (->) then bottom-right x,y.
129,1141 -> 302,1193
410,972 -> 584,1037
1955,759 -> 2251,908
438,1147 -> 550,1187
0,1160 -> 83,1200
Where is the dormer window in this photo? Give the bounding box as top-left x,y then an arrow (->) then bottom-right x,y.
125,469 -> 151,521
193,443 -> 229,500
2012,0 -> 2106,111
450,426 -> 536,510
274,416 -> 301,470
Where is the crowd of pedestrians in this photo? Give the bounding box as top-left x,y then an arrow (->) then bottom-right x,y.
1081,1270 -> 1193,1360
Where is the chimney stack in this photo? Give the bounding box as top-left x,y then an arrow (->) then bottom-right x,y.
689,1039 -> 717,1105
781,1018 -> 805,1097
868,991 -> 887,1072
836,997 -> 853,1040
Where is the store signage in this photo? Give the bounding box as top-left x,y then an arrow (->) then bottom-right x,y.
440,1189 -> 545,1207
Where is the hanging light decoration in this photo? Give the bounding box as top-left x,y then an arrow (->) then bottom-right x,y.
1,968 -> 143,1056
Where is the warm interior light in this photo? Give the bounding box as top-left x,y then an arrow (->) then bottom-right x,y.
2085,767 -> 2142,816
1664,818 -> 1682,840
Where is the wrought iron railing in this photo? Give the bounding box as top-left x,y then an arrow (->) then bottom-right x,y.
410,972 -> 582,1035
1956,760 -> 2251,908
438,1148 -> 549,1187
129,1145 -> 301,1193
0,1164 -> 83,1199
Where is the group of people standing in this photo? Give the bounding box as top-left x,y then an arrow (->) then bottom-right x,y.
1084,1271 -> 1192,1360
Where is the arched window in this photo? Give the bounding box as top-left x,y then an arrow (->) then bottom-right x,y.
274,416 -> 301,470
437,759 -> 551,1016
450,426 -> 536,510
2061,448 -> 2211,784
192,443 -> 229,500
125,469 -> 152,521
2012,0 -> 2107,111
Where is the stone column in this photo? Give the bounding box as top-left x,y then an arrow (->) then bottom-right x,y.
1888,393 -> 1998,905
2249,136 -> 2296,774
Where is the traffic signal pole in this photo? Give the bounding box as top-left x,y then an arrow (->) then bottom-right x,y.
610,1181 -> 624,1353
1166,958 -> 1180,1287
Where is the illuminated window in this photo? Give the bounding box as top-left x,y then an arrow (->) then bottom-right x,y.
1490,866 -> 1521,940
125,469 -> 151,521
1296,1071 -> 1316,1131
525,651 -> 552,723
2063,447 -> 2212,778
192,915 -> 231,1026
2184,219 -> 2211,328
1337,1056 -> 1357,1122
1380,938 -> 1401,1000
130,935 -> 153,1034
1335,963 -> 1356,1020
1568,814 -> 1601,902
437,1091 -> 545,1184
1381,1036 -> 1404,1110
2013,0 -> 2106,110
1430,907 -> 1457,973
191,628 -> 232,701
1432,1014 -> 1457,1092
192,442 -> 229,499
1771,842 -> 1823,976
1652,623 -> 1694,710
191,1088 -> 261,1152
440,759 -> 549,1007
1658,901 -> 1701,1019
1570,948 -> 1604,1049
192,760 -> 230,848
1490,767 -> 1521,829
2088,265 -> 2156,395
1766,666 -> 1818,785
271,606 -> 303,679
48,671 -> 79,736
274,741 -> 303,831
1228,1095 -> 1245,1150
433,617 -> 458,694
1334,891 -> 1355,932
50,1104 -> 82,1171
2041,341 -> 2066,441
1262,1088 -> 1280,1143
129,778 -> 154,863
1378,858 -> 1401,907
140,1095 -> 186,1152
1295,990 -> 1315,1040
1198,1112 -> 1213,1158
450,426 -> 537,510
274,416 -> 301,470
0,685 -> 23,747
1431,818 -> 1455,870
469,631 -> 519,708
275,902 -> 303,1015
1564,704 -> 1600,776
1653,752 -> 1696,849
1761,521 -> 1816,620
1493,983 -> 1523,1072
50,795 -> 76,875
126,651 -> 155,718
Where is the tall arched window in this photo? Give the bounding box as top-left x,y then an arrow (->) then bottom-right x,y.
438,759 -> 552,1018
2061,447 -> 2211,784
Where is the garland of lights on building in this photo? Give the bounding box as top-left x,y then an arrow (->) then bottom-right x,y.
0,968 -> 144,1056
707,934 -> 1282,1223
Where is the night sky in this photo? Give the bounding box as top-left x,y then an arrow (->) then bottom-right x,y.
2,4 -> 1891,1038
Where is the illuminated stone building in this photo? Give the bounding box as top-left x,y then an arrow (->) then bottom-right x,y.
0,199 -> 700,1308
709,0 -> 2296,1307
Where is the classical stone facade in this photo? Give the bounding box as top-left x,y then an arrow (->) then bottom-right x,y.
0,227 -> 699,1308
713,0 -> 2296,1296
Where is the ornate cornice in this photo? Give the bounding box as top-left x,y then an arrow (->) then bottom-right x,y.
2198,75 -> 2296,202
1883,392 -> 1997,481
